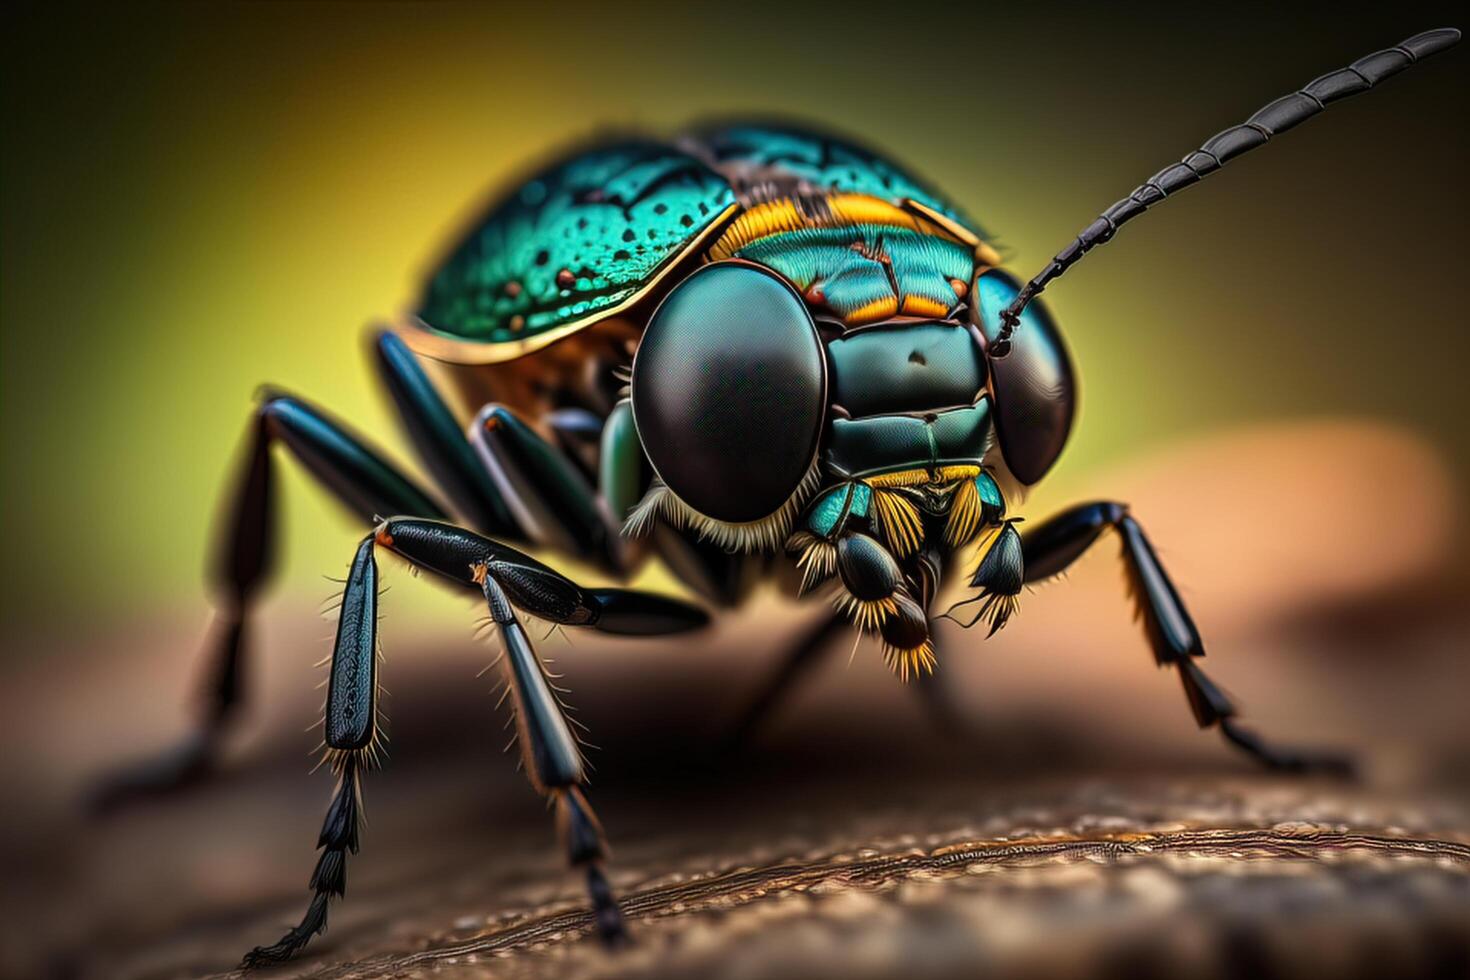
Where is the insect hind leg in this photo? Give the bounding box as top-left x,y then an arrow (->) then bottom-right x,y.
88,391 -> 448,813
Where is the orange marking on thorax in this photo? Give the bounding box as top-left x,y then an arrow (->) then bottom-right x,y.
708,192 -> 986,261
707,193 -> 992,329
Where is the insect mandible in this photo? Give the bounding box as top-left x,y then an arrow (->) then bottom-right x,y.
91,28 -> 1461,966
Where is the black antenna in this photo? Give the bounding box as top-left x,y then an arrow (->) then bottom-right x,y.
989,27 -> 1461,358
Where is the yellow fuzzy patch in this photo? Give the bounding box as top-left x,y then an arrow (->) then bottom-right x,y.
872,490 -> 923,557
828,194 -> 941,230
946,477 -> 982,547
848,295 -> 900,324
883,639 -> 937,682
900,294 -> 950,318
707,199 -> 807,260
834,592 -> 899,632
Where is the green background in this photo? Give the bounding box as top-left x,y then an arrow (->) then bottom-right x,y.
3,2 -> 1465,632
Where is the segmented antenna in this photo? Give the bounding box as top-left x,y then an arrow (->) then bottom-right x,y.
989,27 -> 1461,357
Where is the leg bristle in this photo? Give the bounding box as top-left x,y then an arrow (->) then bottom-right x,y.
882,640 -> 937,682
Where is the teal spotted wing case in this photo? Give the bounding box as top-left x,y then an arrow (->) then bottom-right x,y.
418,142 -> 738,345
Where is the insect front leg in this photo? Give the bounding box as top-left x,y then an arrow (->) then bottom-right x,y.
1008,500 -> 1352,774
243,536 -> 380,966
372,329 -> 523,540
242,518 -> 701,963
90,392 -> 448,812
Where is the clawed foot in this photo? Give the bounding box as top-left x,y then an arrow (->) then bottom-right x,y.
1220,719 -> 1356,778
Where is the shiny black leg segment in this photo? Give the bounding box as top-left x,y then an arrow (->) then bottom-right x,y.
89,394 -> 447,813
256,392 -> 451,523
244,537 -> 378,967
374,517 -> 706,636
481,572 -> 626,944
373,330 -> 521,539
243,754 -> 363,967
470,404 -> 625,573
1021,501 -> 1351,776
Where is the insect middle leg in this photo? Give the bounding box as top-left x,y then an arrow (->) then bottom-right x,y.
467,400 -> 630,573
1017,501 -> 1352,774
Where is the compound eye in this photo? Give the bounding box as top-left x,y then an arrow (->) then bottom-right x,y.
973,268 -> 1076,485
631,262 -> 827,531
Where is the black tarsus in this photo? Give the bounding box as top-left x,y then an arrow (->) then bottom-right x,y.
1014,500 -> 1352,775
584,863 -> 628,947
990,27 -> 1461,356
242,754 -> 363,967
585,587 -> 711,635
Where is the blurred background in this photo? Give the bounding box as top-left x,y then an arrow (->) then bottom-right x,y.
2,3 -> 1467,979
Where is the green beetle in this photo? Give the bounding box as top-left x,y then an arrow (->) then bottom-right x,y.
91,29 -> 1460,966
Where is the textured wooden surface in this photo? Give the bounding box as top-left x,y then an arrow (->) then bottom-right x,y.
284,786 -> 1470,980
4,422 -> 1468,980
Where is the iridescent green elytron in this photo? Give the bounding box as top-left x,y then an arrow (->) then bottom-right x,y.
412,126 -> 984,352
420,142 -> 736,343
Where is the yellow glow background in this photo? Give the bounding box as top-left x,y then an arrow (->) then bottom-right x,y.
2,4 -> 1466,633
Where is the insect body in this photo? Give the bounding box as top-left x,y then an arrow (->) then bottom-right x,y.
91,29 -> 1460,966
